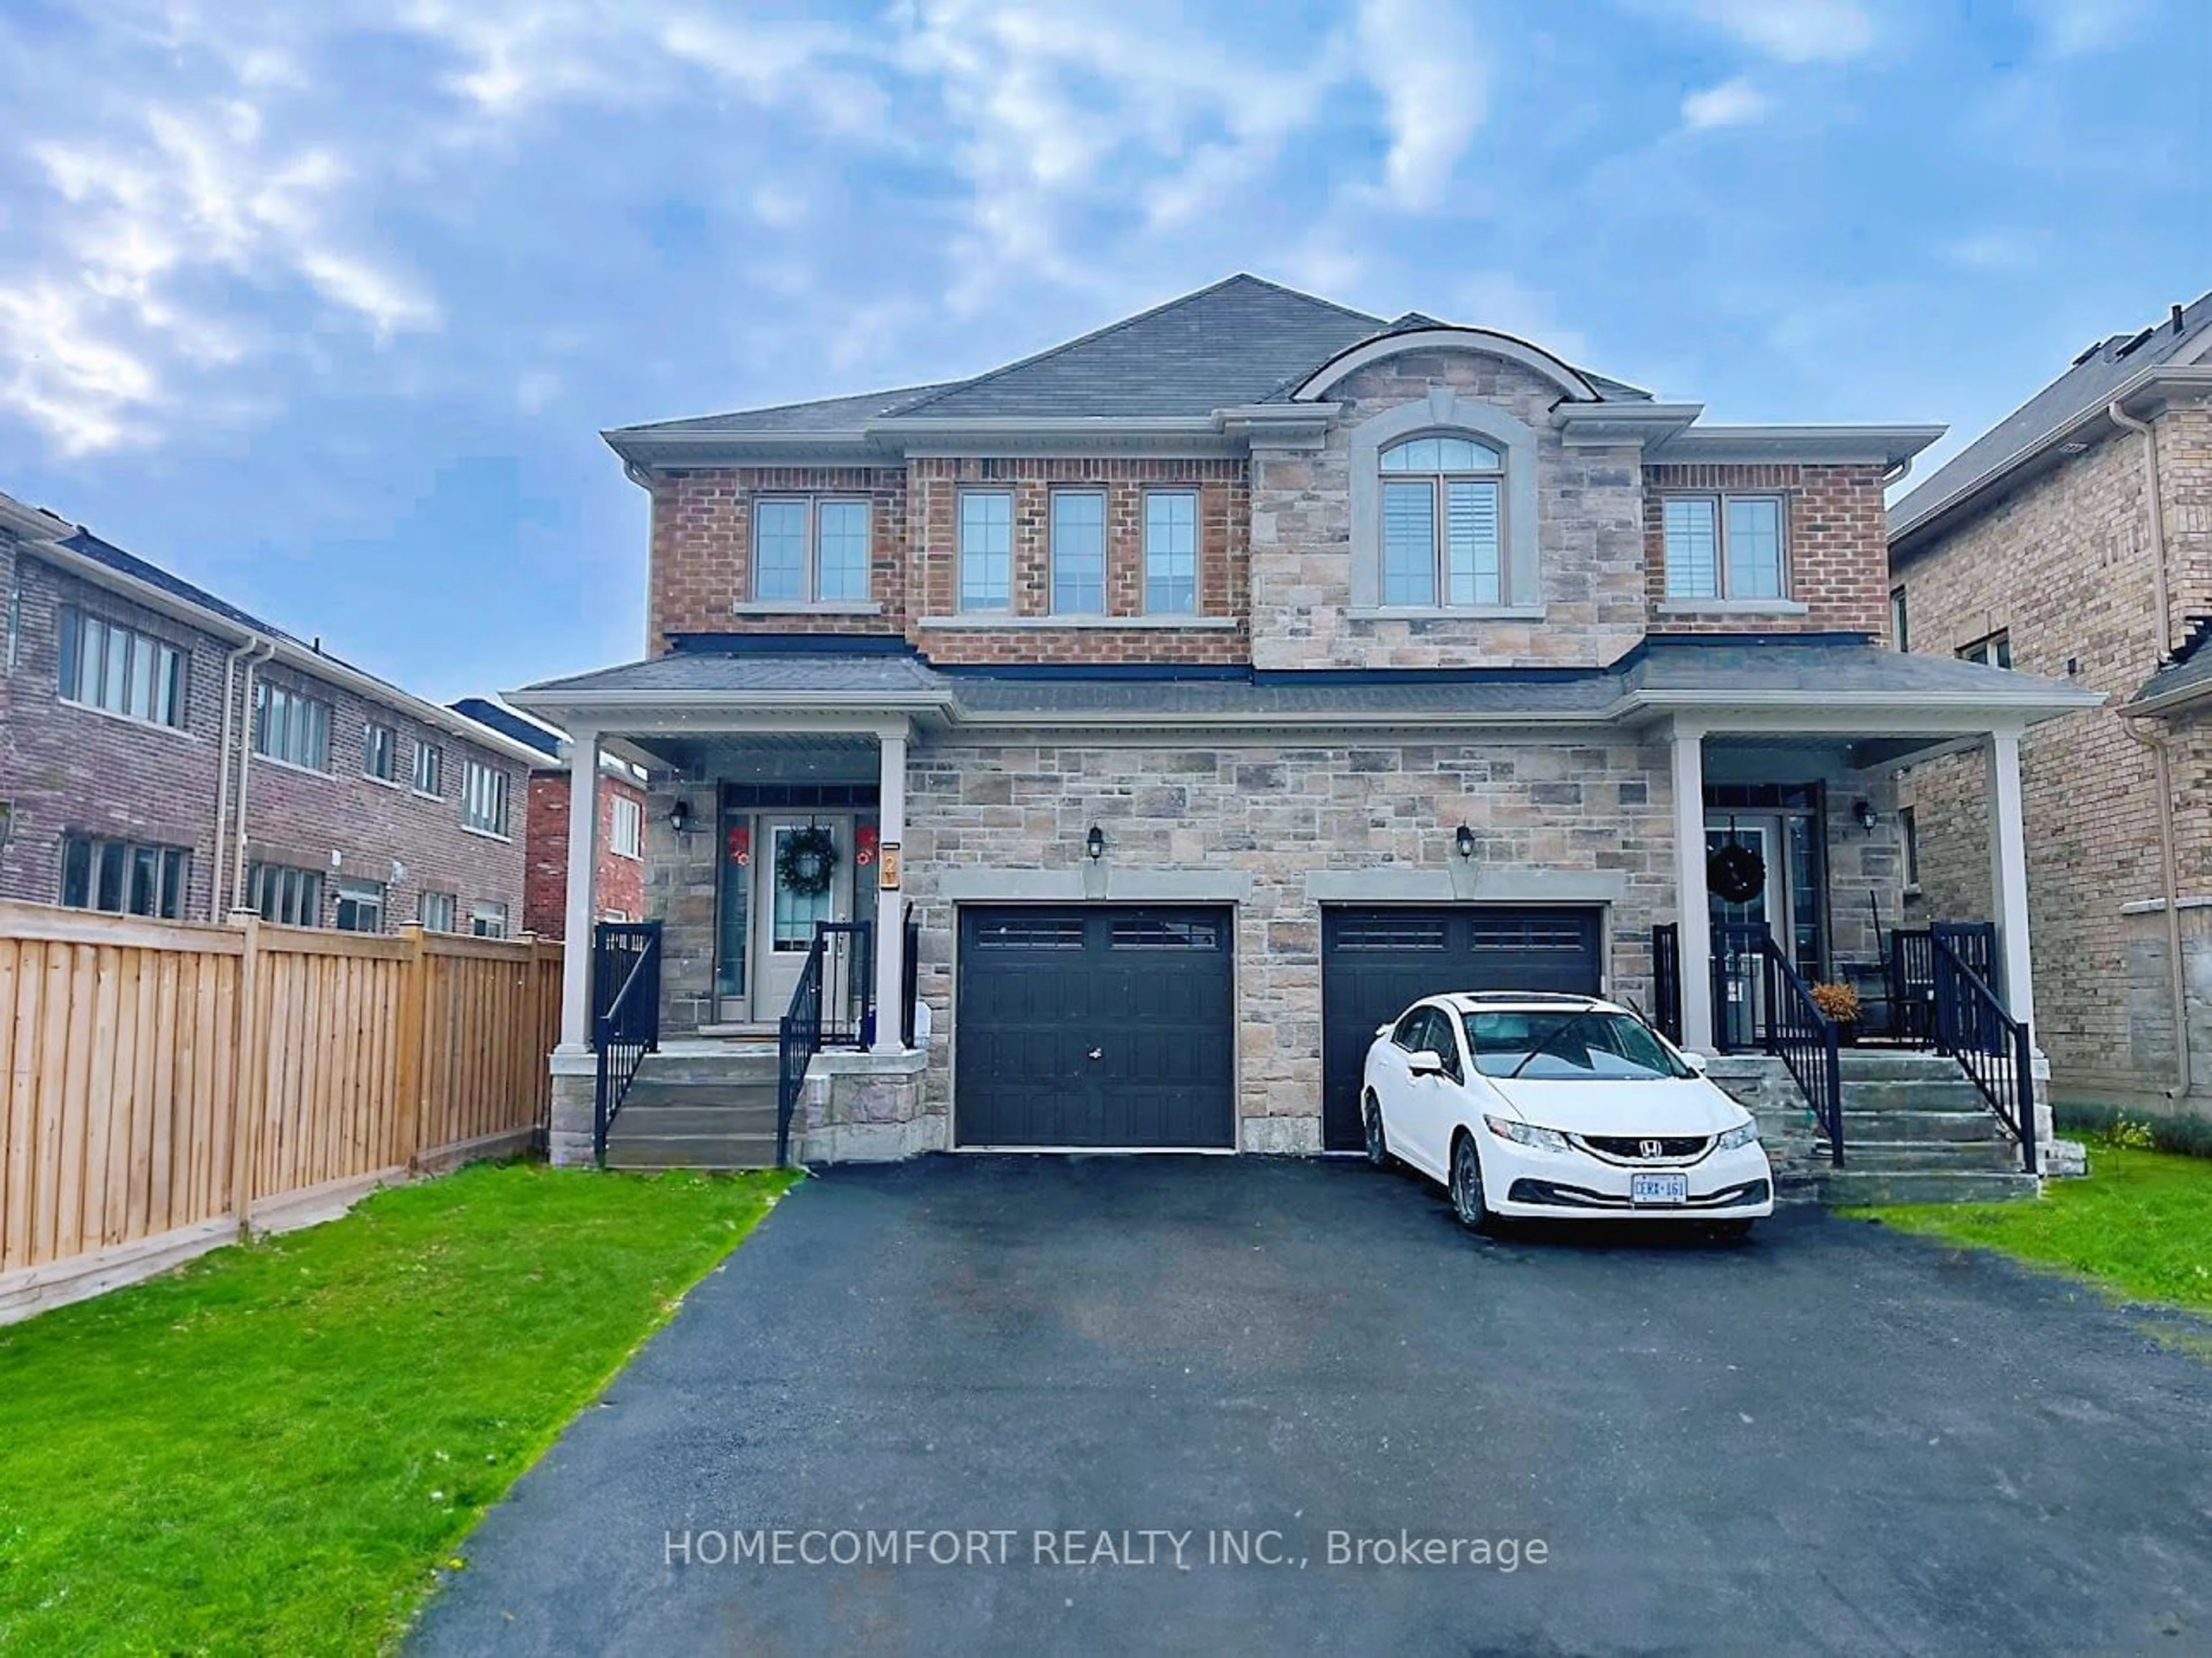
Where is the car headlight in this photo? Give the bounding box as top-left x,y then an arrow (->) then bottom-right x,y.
1483,1114 -> 1571,1154
1715,1121 -> 1760,1152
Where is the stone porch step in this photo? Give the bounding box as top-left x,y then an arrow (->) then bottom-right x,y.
604,1133 -> 783,1171
1820,1169 -> 2041,1206
1834,1052 -> 1977,1081
632,1046 -> 781,1086
619,1079 -> 779,1114
1836,1109 -> 2010,1141
608,1103 -> 779,1137
1840,1077 -> 2000,1112
1817,1138 -> 2027,1173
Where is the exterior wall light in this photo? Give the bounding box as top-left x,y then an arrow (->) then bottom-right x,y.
668,796 -> 692,836
1086,825 -> 1105,862
1455,824 -> 1476,859
1854,799 -> 1878,834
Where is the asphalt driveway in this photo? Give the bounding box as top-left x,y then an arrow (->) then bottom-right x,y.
411,1156 -> 2212,1656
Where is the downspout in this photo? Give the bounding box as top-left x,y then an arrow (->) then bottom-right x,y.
2109,399 -> 2190,1098
209,633 -> 272,920
228,639 -> 277,921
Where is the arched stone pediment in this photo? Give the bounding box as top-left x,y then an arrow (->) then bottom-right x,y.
1293,328 -> 1600,404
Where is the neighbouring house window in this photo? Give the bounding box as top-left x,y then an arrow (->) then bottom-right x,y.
1378,437 -> 1504,606
1144,490 -> 1199,614
254,681 -> 332,769
1050,490 -> 1107,614
1959,630 -> 2013,669
958,490 -> 1013,611
362,722 -> 396,782
334,878 -> 385,933
418,890 -> 457,932
462,760 -> 510,836
58,609 -> 186,728
1899,806 -> 1920,887
60,834 -> 189,919
1662,495 -> 1787,601
248,862 -> 324,927
1889,585 -> 1910,651
471,902 -> 508,939
611,793 -> 643,859
752,498 -> 871,605
412,741 -> 442,796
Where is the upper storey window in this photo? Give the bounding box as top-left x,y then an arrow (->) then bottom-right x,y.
753,498 -> 870,605
1662,495 -> 1786,601
1378,437 -> 1505,606
1145,491 -> 1199,614
959,490 -> 1014,611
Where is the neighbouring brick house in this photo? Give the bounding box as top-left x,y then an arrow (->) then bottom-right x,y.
449,697 -> 649,938
513,275 -> 2094,1167
1889,291 -> 2212,1114
0,491 -> 541,936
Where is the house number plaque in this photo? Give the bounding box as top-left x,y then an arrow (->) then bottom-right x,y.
878,842 -> 902,890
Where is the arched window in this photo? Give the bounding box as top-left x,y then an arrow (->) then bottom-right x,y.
1377,435 -> 1506,606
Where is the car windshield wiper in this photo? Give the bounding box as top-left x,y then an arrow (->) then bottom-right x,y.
1505,1010 -> 1604,1080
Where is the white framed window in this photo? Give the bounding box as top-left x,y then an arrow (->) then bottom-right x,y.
470,901 -> 508,939
362,722 -> 397,782
1050,490 -> 1107,614
60,834 -> 190,919
1143,490 -> 1198,614
611,792 -> 643,859
412,741 -> 442,796
334,878 -> 385,933
1378,437 -> 1504,606
248,863 -> 324,927
752,498 -> 871,604
462,760 -> 510,837
1662,494 -> 1787,601
58,609 -> 187,728
958,490 -> 1014,611
254,681 -> 332,769
418,890 -> 457,932
1958,629 -> 2012,669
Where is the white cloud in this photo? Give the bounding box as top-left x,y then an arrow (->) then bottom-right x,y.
1680,77 -> 1770,130
1686,0 -> 1874,63
1354,0 -> 1489,210
2016,0 -> 2152,58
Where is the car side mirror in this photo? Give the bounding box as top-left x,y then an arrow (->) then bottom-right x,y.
1679,1050 -> 1709,1074
1406,1052 -> 1447,1079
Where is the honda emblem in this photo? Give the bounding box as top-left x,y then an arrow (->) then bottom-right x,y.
1639,1139 -> 1664,1159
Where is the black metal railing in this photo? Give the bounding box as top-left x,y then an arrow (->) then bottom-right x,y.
899,904 -> 921,1049
1931,934 -> 2037,1175
1888,922 -> 1996,1047
592,920 -> 662,1164
1652,923 -> 1683,1045
1711,923 -> 1843,1166
775,918 -> 875,1167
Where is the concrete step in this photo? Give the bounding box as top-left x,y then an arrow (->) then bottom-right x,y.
604,1134 -> 783,1170
608,1104 -> 779,1137
1838,1109 -> 2009,1141
1821,1169 -> 2041,1206
1817,1139 -> 2027,1173
633,1048 -> 781,1085
1838,1077 -> 1997,1113
1835,1052 -> 1974,1081
620,1079 -> 779,1113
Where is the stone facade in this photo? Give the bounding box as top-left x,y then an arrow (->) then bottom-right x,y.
0,548 -> 529,933
1895,399 -> 2212,1107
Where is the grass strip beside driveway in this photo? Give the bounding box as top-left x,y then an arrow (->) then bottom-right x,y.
1853,1142 -> 2212,1313
0,1161 -> 798,1657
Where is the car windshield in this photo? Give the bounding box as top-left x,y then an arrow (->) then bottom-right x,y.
1461,1010 -> 1692,1082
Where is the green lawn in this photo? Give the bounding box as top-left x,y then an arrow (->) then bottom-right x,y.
0,1161 -> 799,1657
1854,1141 -> 2212,1312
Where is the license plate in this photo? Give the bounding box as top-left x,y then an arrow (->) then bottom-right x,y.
1630,1172 -> 1689,1205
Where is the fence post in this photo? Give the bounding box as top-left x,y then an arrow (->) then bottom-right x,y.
396,924 -> 430,1170
228,911 -> 263,1242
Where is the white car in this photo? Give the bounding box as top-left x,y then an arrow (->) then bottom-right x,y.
1359,992 -> 1774,1234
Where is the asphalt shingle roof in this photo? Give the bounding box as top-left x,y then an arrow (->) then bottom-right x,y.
1893,290 -> 2212,537
518,651 -> 947,697
62,528 -> 297,643
605,383 -> 952,439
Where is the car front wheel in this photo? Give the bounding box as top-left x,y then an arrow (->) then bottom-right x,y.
1363,1092 -> 1391,1167
1449,1133 -> 1494,1234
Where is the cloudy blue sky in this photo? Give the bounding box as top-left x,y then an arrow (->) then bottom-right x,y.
2,0 -> 2206,701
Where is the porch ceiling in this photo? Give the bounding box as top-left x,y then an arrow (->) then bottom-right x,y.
622,731 -> 882,781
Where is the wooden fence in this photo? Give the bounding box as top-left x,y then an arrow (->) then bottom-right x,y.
0,900 -> 562,1319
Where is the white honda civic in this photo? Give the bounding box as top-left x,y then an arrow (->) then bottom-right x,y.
1359,992 -> 1774,1234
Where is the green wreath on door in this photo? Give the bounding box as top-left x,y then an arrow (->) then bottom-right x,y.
776,825 -> 839,897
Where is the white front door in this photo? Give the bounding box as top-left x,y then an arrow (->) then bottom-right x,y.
1706,815 -> 1790,1048
753,815 -> 851,1017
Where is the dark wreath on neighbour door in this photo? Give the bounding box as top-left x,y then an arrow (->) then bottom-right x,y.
1706,841 -> 1766,906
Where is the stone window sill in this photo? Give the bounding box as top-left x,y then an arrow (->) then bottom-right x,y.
1344,605 -> 1547,622
916,614 -> 1238,631
1657,599 -> 1810,617
732,601 -> 882,617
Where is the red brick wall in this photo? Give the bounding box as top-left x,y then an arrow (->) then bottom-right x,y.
523,768 -> 647,939
1641,463 -> 1891,637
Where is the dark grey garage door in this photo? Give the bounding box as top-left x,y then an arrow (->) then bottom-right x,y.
956,906 -> 1234,1149
1320,906 -> 1603,1151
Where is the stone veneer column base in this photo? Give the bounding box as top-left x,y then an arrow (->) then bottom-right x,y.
1241,1116 -> 1323,1155
548,1048 -> 598,1169
794,1048 -> 940,1164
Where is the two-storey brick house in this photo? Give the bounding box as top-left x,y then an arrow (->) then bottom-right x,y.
0,491 -> 542,937
1889,292 -> 2212,1115
514,276 -> 2094,1167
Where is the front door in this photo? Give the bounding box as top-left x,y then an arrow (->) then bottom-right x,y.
753,815 -> 851,1017
1706,817 -> 1789,1048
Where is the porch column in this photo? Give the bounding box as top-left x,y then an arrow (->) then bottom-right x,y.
557,724 -> 603,1052
1986,729 -> 2037,1037
871,724 -> 908,1054
1671,718 -> 1715,1050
